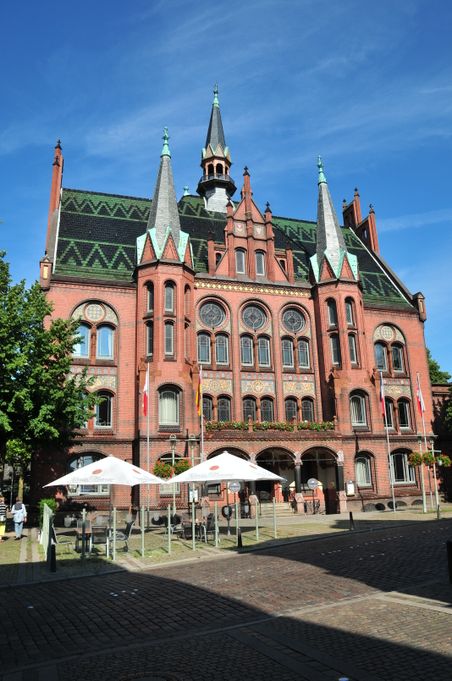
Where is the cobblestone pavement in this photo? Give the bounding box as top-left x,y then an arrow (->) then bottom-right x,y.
0,519 -> 451,680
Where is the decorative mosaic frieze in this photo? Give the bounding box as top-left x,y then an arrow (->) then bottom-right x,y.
195,281 -> 309,298
89,375 -> 117,390
283,380 -> 315,397
71,302 -> 118,325
202,378 -> 233,395
373,324 -> 405,344
241,379 -> 275,395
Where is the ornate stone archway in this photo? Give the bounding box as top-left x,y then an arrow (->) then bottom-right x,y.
255,448 -> 295,502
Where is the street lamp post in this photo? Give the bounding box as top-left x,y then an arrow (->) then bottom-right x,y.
169,434 -> 177,514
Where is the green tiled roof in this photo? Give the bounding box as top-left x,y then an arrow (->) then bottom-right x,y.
54,188 -> 413,309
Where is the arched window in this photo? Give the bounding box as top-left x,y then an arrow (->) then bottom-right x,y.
297,339 -> 310,369
96,325 -> 114,359
281,338 -> 294,367
398,399 -> 411,429
216,163 -> 223,175
375,342 -> 388,371
215,251 -> 222,265
355,453 -> 372,487
392,344 -> 404,372
240,335 -> 254,366
207,163 -> 214,176
73,323 -> 90,358
184,322 -> 190,361
301,398 -> 314,422
243,397 -> 256,421
95,391 -> 113,428
215,334 -> 229,365
146,321 -> 154,357
348,333 -> 358,365
202,395 -> 213,421
197,332 -> 211,364
255,251 -> 266,276
327,299 -> 338,327
257,337 -> 271,367
164,282 -> 175,313
184,285 -> 191,317
147,283 -> 154,312
330,334 -> 341,366
345,298 -> 355,326
235,249 -> 246,274
384,398 -> 394,428
68,454 -> 109,495
285,397 -> 298,422
260,397 -> 274,422
391,451 -> 415,484
350,392 -> 367,427
218,396 -> 231,422
159,387 -> 179,426
164,322 -> 174,356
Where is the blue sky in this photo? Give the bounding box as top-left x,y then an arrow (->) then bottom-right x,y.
1,0 -> 451,375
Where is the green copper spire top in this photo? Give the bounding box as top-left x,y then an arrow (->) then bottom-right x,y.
213,84 -> 220,108
161,127 -> 171,157
317,156 -> 327,185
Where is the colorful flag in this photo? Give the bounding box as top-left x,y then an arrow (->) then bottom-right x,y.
195,365 -> 203,416
143,364 -> 149,417
416,373 -> 425,415
379,371 -> 385,417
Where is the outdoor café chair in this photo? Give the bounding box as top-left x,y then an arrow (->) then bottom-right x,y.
111,520 -> 134,552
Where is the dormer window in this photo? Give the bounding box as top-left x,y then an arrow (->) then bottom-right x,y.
235,249 -> 246,274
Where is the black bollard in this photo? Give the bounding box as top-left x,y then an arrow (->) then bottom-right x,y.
49,543 -> 57,572
237,527 -> 243,549
447,540 -> 452,584
349,511 -> 355,531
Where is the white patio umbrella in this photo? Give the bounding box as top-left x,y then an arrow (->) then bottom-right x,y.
43,454 -> 164,487
160,450 -> 285,484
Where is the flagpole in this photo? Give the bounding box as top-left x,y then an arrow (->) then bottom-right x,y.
200,373 -> 205,463
145,364 -> 150,527
380,371 -> 396,513
418,372 -> 433,510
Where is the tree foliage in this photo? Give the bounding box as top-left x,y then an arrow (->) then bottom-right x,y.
0,252 -> 97,473
427,349 -> 451,384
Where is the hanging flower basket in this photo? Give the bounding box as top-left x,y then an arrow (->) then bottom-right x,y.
422,451 -> 435,466
408,452 -> 423,466
153,461 -> 173,479
437,454 -> 451,468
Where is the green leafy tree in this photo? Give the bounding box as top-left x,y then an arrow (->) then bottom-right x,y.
0,252 -> 97,490
427,349 -> 451,384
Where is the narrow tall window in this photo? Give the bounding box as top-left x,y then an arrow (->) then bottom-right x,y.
235,249 -> 246,274
301,398 -> 314,422
398,399 -> 411,429
327,299 -> 338,326
375,342 -> 387,371
384,398 -> 394,428
146,322 -> 154,357
392,345 -> 404,372
348,334 -> 358,365
257,337 -> 271,367
391,452 -> 415,484
218,396 -> 231,422
330,334 -> 341,366
164,283 -> 175,313
159,389 -> 179,426
202,396 -> 213,421
95,392 -> 112,428
240,336 -> 254,366
282,338 -> 294,367
355,455 -> 372,487
147,283 -> 154,312
297,339 -> 310,369
345,299 -> 354,326
260,398 -> 274,422
350,394 -> 367,427
243,398 -> 256,421
73,324 -> 90,358
197,333 -> 211,364
97,326 -> 114,359
164,322 -> 174,356
285,398 -> 298,422
255,251 -> 265,276
215,334 -> 229,365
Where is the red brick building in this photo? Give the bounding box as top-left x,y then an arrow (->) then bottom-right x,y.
34,88 -> 435,512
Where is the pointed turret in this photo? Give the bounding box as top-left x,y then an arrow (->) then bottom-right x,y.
197,85 -> 236,212
310,157 -> 358,282
147,127 -> 181,250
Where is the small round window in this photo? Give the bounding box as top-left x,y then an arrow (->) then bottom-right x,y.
282,308 -> 305,333
242,305 -> 267,331
200,302 -> 226,328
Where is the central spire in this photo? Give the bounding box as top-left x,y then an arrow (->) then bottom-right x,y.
147,127 -> 181,249
197,85 -> 236,213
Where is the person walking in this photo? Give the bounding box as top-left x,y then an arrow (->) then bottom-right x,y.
11,497 -> 27,540
0,495 -> 7,541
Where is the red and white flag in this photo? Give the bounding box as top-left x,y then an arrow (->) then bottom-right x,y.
416,373 -> 425,415
143,364 -> 150,417
379,371 -> 385,416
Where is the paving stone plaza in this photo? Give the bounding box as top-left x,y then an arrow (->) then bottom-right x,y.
1,512 -> 451,680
